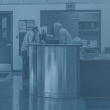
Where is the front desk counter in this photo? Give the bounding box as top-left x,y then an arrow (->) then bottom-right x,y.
29,43 -> 81,99
80,57 -> 110,97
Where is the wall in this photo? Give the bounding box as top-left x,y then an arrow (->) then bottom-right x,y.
1,0 -> 110,4
0,3 -> 109,70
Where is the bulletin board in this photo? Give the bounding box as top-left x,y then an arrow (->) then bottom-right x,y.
19,20 -> 35,55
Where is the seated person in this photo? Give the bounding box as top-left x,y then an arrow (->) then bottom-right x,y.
54,22 -> 72,44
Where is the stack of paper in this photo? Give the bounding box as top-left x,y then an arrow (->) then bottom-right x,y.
90,40 -> 98,47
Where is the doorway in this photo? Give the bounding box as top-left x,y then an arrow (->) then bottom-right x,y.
0,12 -> 13,71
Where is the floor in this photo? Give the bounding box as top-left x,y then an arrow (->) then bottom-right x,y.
0,72 -> 110,110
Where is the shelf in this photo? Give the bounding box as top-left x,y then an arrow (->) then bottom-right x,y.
79,29 -> 99,31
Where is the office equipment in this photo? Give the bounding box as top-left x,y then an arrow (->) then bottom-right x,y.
86,47 -> 99,53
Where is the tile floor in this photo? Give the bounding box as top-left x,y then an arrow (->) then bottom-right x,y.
0,72 -> 110,110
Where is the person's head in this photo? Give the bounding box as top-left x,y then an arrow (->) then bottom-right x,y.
54,22 -> 63,31
32,26 -> 39,34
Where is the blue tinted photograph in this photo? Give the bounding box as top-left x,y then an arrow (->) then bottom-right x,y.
0,0 -> 110,110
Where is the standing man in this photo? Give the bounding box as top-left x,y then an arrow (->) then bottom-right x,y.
54,22 -> 72,44
21,27 -> 40,81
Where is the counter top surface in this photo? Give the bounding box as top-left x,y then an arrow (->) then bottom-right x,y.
80,57 -> 110,61
28,43 -> 81,46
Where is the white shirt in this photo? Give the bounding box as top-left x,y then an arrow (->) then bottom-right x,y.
21,30 -> 40,51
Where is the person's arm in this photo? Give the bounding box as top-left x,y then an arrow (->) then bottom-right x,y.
35,33 -> 40,43
28,32 -> 36,43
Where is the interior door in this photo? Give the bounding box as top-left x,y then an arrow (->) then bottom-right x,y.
0,13 -> 12,71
